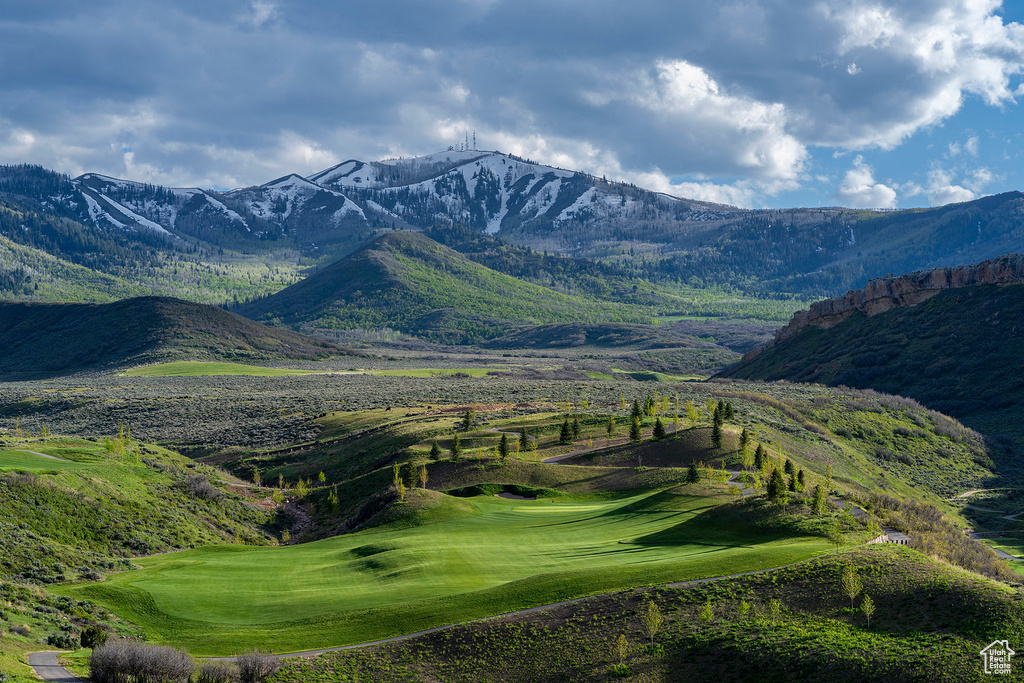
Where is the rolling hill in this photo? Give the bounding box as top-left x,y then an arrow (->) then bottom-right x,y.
0,296 -> 348,377
721,255 -> 1024,462
238,231 -> 654,343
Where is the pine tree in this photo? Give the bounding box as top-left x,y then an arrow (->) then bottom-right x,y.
797,469 -> 805,490
754,443 -> 766,471
499,433 -> 509,462
462,405 -> 476,431
519,427 -> 529,452
430,442 -> 441,460
784,459 -> 794,475
788,472 -> 797,492
606,415 -> 616,437
560,417 -> 572,444
629,415 -> 642,442
767,468 -> 787,504
653,418 -> 666,440
450,434 -> 461,461
724,402 -> 734,420
739,427 -> 750,454
571,416 -> 581,439
687,462 -> 699,483
712,420 -> 723,449
631,399 -> 642,420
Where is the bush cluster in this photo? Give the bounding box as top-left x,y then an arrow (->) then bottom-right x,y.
90,640 -> 194,683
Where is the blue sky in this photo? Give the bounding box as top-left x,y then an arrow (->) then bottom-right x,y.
1,1 -> 1022,209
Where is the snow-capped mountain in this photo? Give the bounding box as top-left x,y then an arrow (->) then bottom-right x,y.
309,150 -> 734,238
1,151 -> 738,260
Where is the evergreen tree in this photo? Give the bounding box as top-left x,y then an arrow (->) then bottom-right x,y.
784,459 -> 794,475
767,468 -> 787,504
519,427 -> 529,452
724,402 -> 734,420
788,472 -> 797,492
606,415 -> 616,437
430,442 -> 441,460
631,399 -> 642,420
499,433 -> 509,462
797,469 -> 805,490
687,462 -> 700,483
712,420 -> 723,449
571,416 -> 581,439
462,405 -> 476,431
559,417 -> 572,444
653,418 -> 666,440
739,427 -> 750,454
629,415 -> 642,442
450,434 -> 461,461
754,443 -> 766,471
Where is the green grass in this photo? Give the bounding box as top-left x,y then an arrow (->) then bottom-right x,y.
122,361 -> 322,377
56,487 -> 830,655
368,368 -> 502,378
0,448 -> 86,472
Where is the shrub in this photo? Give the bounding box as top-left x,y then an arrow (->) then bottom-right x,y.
196,660 -> 239,683
90,640 -> 194,683
9,624 -> 29,636
46,632 -> 79,649
235,649 -> 281,683
182,475 -> 223,501
81,625 -> 110,649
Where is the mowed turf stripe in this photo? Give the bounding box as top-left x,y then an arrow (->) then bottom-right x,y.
56,490 -> 830,655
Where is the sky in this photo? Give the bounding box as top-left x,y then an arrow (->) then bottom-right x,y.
1,0 -> 1023,210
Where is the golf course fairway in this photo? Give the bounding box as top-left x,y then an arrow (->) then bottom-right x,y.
57,488 -> 830,655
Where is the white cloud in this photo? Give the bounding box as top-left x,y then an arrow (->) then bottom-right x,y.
243,1 -> 277,28
847,62 -> 861,75
925,167 -> 976,205
965,166 -> 995,192
833,155 -> 898,208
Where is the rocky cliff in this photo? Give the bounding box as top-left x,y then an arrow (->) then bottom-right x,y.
744,253 -> 1024,361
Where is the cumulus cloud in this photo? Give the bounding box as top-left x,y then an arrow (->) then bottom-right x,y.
834,155 -> 898,208
0,0 -> 1021,206
925,167 -> 977,204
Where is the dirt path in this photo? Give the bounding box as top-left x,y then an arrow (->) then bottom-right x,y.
27,651 -> 83,682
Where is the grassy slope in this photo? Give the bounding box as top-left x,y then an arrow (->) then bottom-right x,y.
723,283 -> 1024,463
0,435 -> 276,584
239,231 -> 653,343
56,485 -> 832,655
0,296 -> 347,377
272,545 -> 1024,683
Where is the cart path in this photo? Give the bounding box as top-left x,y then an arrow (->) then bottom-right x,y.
14,448 -> 70,462
27,651 -> 83,682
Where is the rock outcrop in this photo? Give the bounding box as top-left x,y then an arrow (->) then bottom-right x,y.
743,254 -> 1024,361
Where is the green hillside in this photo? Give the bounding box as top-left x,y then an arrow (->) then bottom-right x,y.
722,283 -> 1024,463
0,296 -> 347,378
0,435 -> 277,585
239,231 -> 653,343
